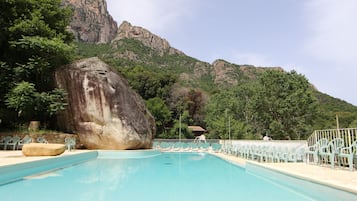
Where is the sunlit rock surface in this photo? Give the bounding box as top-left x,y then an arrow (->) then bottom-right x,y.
55,57 -> 155,149
62,0 -> 118,43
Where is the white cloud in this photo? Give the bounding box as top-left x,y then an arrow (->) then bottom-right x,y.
106,0 -> 201,34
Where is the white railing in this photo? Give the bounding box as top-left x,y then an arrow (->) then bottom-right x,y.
307,128 -> 357,147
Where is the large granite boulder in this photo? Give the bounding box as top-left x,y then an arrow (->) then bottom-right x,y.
55,57 -> 155,149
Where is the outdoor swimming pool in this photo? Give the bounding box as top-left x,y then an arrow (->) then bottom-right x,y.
0,151 -> 356,201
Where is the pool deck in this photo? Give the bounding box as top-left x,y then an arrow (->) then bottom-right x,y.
0,150 -> 92,166
0,150 -> 356,194
213,152 -> 357,194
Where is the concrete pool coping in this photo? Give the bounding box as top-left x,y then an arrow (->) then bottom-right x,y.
1,150 -> 356,194
0,150 -> 93,167
213,152 -> 357,194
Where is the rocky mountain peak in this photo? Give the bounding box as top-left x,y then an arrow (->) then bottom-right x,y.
212,59 -> 233,67
62,0 -> 118,43
111,21 -> 183,56
211,59 -> 238,85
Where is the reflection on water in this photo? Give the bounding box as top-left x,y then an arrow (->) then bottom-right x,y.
24,172 -> 61,180
189,152 -> 206,160
74,159 -> 141,201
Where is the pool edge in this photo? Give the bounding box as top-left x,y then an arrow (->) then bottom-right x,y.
0,151 -> 98,186
246,161 -> 357,196
210,152 -> 357,196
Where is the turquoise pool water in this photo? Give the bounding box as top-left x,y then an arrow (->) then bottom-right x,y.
0,151 -> 356,201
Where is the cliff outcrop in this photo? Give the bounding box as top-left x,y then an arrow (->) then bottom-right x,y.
111,21 -> 183,56
62,0 -> 118,43
212,59 -> 239,85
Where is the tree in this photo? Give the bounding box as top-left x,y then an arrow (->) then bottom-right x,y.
5,81 -> 67,122
0,0 -> 73,66
349,119 -> 357,128
204,70 -> 318,140
146,97 -> 172,135
205,90 -> 249,139
169,110 -> 193,139
120,66 -> 177,100
253,70 -> 318,139
232,82 -> 259,138
5,81 -> 37,119
0,0 -> 74,127
186,89 -> 206,125
167,86 -> 207,127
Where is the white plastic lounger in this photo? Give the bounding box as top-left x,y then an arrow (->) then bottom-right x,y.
17,135 -> 33,150
0,136 -> 12,150
65,137 -> 76,151
339,140 -> 357,171
306,138 -> 328,164
36,136 -> 48,144
6,136 -> 20,150
319,138 -> 344,168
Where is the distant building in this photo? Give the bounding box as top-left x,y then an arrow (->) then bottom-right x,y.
188,126 -> 207,137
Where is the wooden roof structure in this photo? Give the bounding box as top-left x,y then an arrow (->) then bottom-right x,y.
188,126 -> 207,137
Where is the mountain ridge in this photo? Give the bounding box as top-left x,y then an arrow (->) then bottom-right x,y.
68,0 -> 357,131
107,21 -> 287,91
112,21 -> 184,56
62,0 -> 287,88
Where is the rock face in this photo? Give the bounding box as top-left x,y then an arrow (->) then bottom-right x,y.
55,57 -> 155,149
111,21 -> 183,56
212,59 -> 238,85
62,0 -> 118,43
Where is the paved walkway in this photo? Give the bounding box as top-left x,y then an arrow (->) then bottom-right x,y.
1,150 -> 356,194
0,150 -> 90,166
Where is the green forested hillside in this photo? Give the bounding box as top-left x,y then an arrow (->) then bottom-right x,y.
313,91 -> 357,129
75,39 -> 357,140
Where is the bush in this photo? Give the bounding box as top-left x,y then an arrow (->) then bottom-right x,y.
5,81 -> 67,121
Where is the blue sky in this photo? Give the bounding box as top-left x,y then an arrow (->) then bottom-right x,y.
106,0 -> 357,106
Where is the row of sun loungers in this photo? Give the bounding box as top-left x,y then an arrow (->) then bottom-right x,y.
0,135 -> 32,150
154,139 -> 356,171
223,142 -> 307,163
154,141 -> 222,153
0,135 -> 76,151
154,141 -> 307,163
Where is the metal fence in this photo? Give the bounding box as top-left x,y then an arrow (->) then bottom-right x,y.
307,128 -> 357,147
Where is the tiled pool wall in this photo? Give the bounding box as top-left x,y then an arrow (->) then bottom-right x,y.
0,151 -> 98,185
0,150 -> 161,185
246,162 -> 357,201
